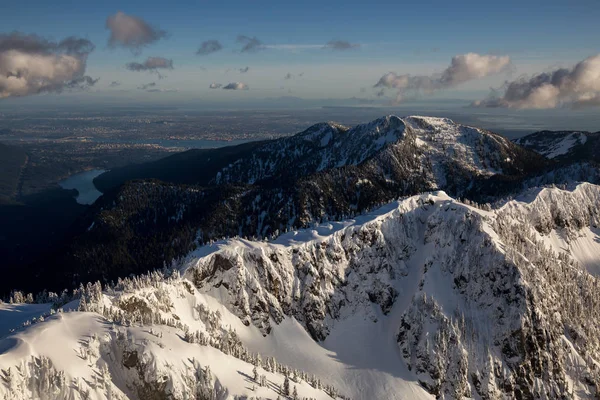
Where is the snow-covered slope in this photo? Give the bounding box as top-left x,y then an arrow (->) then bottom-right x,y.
2,185 -> 600,399
39,115 -> 551,295
515,130 -> 600,163
215,115 -> 544,189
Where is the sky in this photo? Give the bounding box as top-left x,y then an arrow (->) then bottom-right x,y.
0,0 -> 599,109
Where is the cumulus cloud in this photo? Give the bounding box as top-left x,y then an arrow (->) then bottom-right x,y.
0,32 -> 97,98
323,40 -> 360,51
109,81 -> 121,87
209,83 -> 222,89
374,52 -> 511,102
237,35 -> 264,53
239,66 -> 249,73
137,82 -> 156,90
196,40 -> 222,55
126,57 -> 173,78
573,93 -> 600,108
474,54 -> 600,109
106,11 -> 167,54
223,82 -> 248,90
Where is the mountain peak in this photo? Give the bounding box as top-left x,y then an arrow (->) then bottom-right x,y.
405,115 -> 455,124
296,121 -> 347,146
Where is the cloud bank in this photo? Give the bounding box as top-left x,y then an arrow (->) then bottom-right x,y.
223,82 -> 248,90
374,53 -> 511,102
196,40 -> 223,55
474,54 -> 600,109
106,11 -> 167,54
237,35 -> 263,53
126,56 -> 173,75
0,32 -> 97,98
323,40 -> 360,51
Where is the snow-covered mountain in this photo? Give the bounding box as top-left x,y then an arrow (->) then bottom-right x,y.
2,183 -> 600,399
515,130 -> 600,163
96,115 -> 546,193
214,115 -> 545,187
31,115 -> 552,294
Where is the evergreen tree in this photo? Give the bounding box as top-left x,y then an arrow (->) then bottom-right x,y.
283,375 -> 290,396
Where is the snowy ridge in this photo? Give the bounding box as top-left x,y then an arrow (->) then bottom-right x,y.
403,116 -> 517,183
50,114 -> 550,294
497,182 -> 600,276
183,183 -> 600,398
499,182 -> 600,238
2,185 -> 600,399
0,279 -> 344,400
214,115 -> 536,188
515,131 -> 590,159
214,116 -> 408,184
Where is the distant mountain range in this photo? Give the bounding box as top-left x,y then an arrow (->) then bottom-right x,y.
18,115 -> 599,295
95,115 -> 548,194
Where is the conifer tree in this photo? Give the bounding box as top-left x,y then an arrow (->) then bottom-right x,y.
283,375 -> 290,396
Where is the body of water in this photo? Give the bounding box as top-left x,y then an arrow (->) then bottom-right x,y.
58,169 -> 105,205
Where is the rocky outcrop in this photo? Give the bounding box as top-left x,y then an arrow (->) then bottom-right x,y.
186,184 -> 600,399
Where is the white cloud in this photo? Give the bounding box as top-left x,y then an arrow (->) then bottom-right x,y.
375,53 -> 511,102
126,57 -> 173,73
196,40 -> 222,55
237,35 -> 263,53
0,32 -> 97,98
474,54 -> 600,109
106,11 -> 167,54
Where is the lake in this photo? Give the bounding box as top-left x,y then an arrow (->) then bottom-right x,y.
59,169 -> 106,205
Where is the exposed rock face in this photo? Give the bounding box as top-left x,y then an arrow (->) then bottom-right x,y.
186,184 -> 600,399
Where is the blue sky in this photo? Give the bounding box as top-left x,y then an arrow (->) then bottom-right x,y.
1,0 -> 599,106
